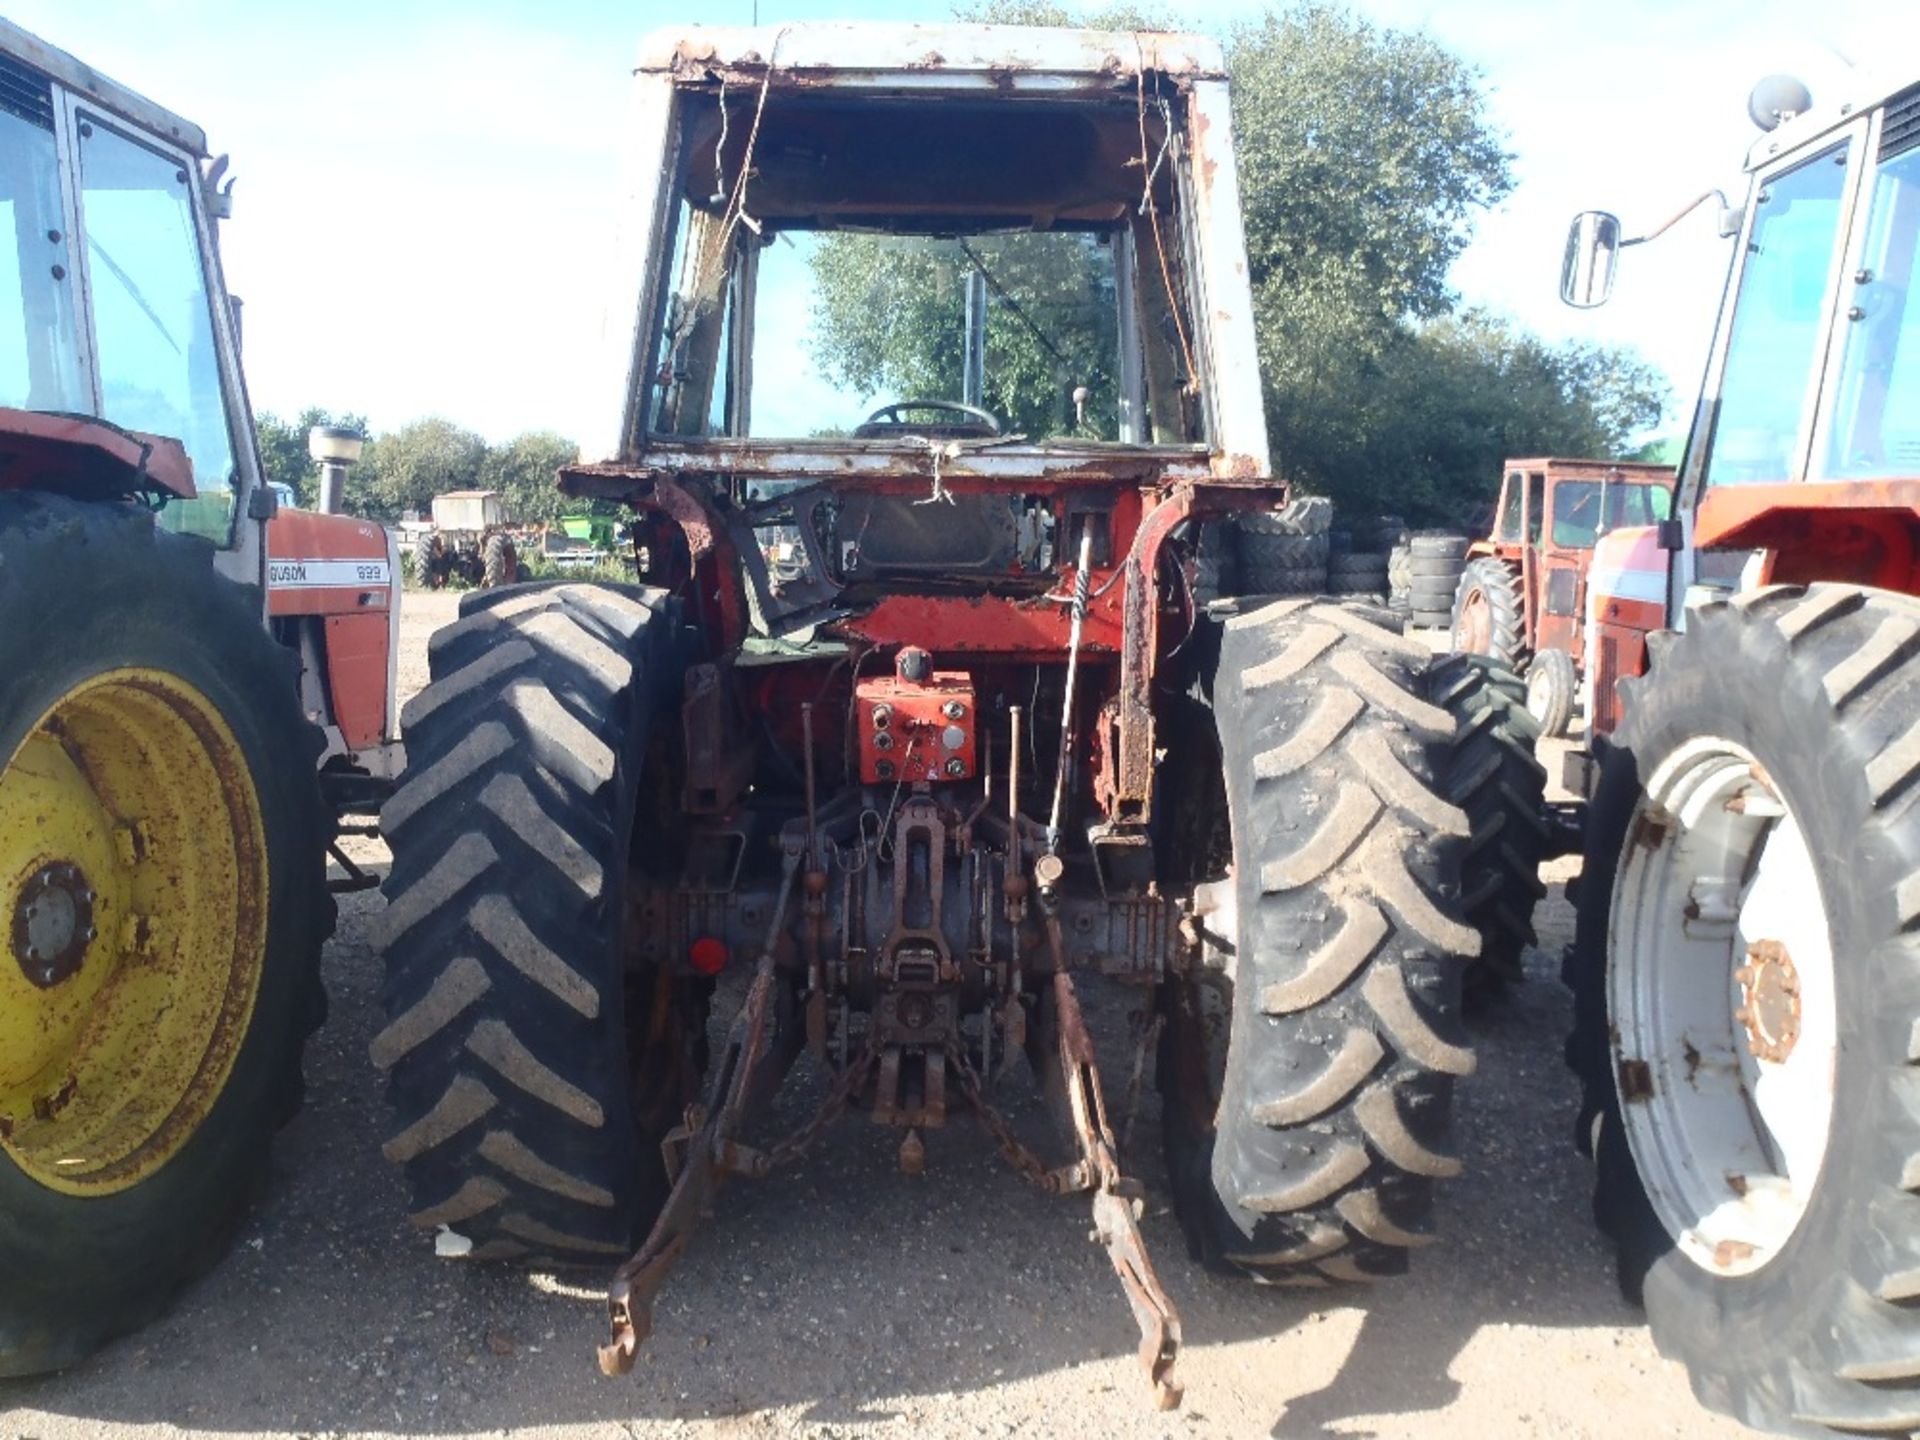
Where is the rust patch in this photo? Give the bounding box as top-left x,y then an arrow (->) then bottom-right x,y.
1617,1057 -> 1654,1102
1712,1238 -> 1757,1268
1629,812 -> 1671,853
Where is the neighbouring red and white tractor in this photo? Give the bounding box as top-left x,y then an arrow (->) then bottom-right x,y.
1564,69 -> 1920,1438
0,20 -> 401,1376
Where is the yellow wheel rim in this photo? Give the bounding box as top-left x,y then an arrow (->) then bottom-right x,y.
0,668 -> 267,1195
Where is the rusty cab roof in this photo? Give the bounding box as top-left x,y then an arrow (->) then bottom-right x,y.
1506,458 -> 1678,485
638,22 -> 1225,89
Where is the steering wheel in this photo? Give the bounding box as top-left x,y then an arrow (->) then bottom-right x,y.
853,400 -> 1002,441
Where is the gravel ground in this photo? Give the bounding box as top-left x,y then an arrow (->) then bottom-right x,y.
1,591 -> 1759,1440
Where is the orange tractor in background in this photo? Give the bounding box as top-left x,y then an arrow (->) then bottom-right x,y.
1449,457 -> 1673,735
0,20 -> 400,1378
1561,69 -> 1920,1440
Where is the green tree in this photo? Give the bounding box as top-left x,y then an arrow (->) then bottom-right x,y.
937,2 -> 1666,520
253,406 -> 366,508
349,417 -> 486,522
1299,311 -> 1668,524
808,233 -> 1122,439
478,431 -> 580,526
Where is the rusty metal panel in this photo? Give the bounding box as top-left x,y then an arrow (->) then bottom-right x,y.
639,23 -> 1226,87
1181,77 -> 1269,482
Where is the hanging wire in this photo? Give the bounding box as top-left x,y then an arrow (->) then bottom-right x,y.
1132,35 -> 1200,395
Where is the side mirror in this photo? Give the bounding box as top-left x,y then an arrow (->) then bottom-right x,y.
1560,211 -> 1621,309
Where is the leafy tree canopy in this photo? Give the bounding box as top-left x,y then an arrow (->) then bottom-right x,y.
254,406 -> 367,508
805,0 -> 1672,526
255,410 -> 586,527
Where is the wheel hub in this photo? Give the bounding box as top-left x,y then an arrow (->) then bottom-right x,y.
11,861 -> 96,990
1735,939 -> 1801,1064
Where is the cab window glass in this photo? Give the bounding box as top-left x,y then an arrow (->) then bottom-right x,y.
1702,143 -> 1851,489
0,77 -> 85,410
1824,141 -> 1920,477
78,119 -> 234,540
1526,473 -> 1544,544
1550,481 -> 1672,548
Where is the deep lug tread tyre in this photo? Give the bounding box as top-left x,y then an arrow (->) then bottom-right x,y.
481,533 -> 519,590
1239,495 -> 1333,537
1568,584 -> 1920,1439
1163,598 -> 1478,1285
1450,556 -> 1530,669
1329,551 -> 1391,583
376,581 -> 682,1264
1428,654 -> 1547,992
0,494 -> 331,1377
1525,648 -> 1577,738
1239,559 -> 1330,597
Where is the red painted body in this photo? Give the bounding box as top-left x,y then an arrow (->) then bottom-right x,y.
1583,525 -> 1666,735
855,666 -> 977,784
266,509 -> 397,755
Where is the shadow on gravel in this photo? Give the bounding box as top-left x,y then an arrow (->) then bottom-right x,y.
2,879 -> 1641,1437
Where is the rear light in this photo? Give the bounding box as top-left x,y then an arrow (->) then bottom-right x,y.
688,936 -> 728,976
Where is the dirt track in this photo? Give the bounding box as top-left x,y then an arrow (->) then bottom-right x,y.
1,589 -> 1757,1440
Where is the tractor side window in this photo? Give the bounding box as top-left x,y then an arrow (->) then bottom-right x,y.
1526,473 -> 1544,544
1702,143 -> 1851,490
0,71 -> 86,412
1495,473 -> 1524,541
1823,138 -> 1920,478
77,118 -> 235,541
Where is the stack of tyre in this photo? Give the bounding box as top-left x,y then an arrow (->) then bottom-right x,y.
1390,531 -> 1469,628
1233,495 -> 1331,595
1325,514 -> 1402,601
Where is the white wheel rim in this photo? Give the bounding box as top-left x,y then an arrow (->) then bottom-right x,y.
1526,667 -> 1551,724
1607,735 -> 1838,1277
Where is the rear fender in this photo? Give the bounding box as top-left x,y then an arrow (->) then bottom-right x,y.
1696,481 -> 1920,592
0,408 -> 196,500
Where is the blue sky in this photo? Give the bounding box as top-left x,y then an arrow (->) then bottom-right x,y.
8,0 -> 1913,449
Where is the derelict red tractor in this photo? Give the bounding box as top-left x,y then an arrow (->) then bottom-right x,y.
373,23 -> 1546,1405
0,21 -> 401,1377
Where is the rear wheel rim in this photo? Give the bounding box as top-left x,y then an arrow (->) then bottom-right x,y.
1607,735 -> 1837,1277
1453,587 -> 1492,653
0,669 -> 267,1194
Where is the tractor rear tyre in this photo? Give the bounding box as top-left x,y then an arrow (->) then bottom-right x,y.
1429,654 -> 1547,993
375,582 -> 698,1264
412,533 -> 445,591
1568,585 -> 1920,1438
1525,647 -> 1576,738
1160,598 -> 1478,1284
0,493 -> 331,1377
481,533 -> 519,590
1451,557 -> 1529,669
